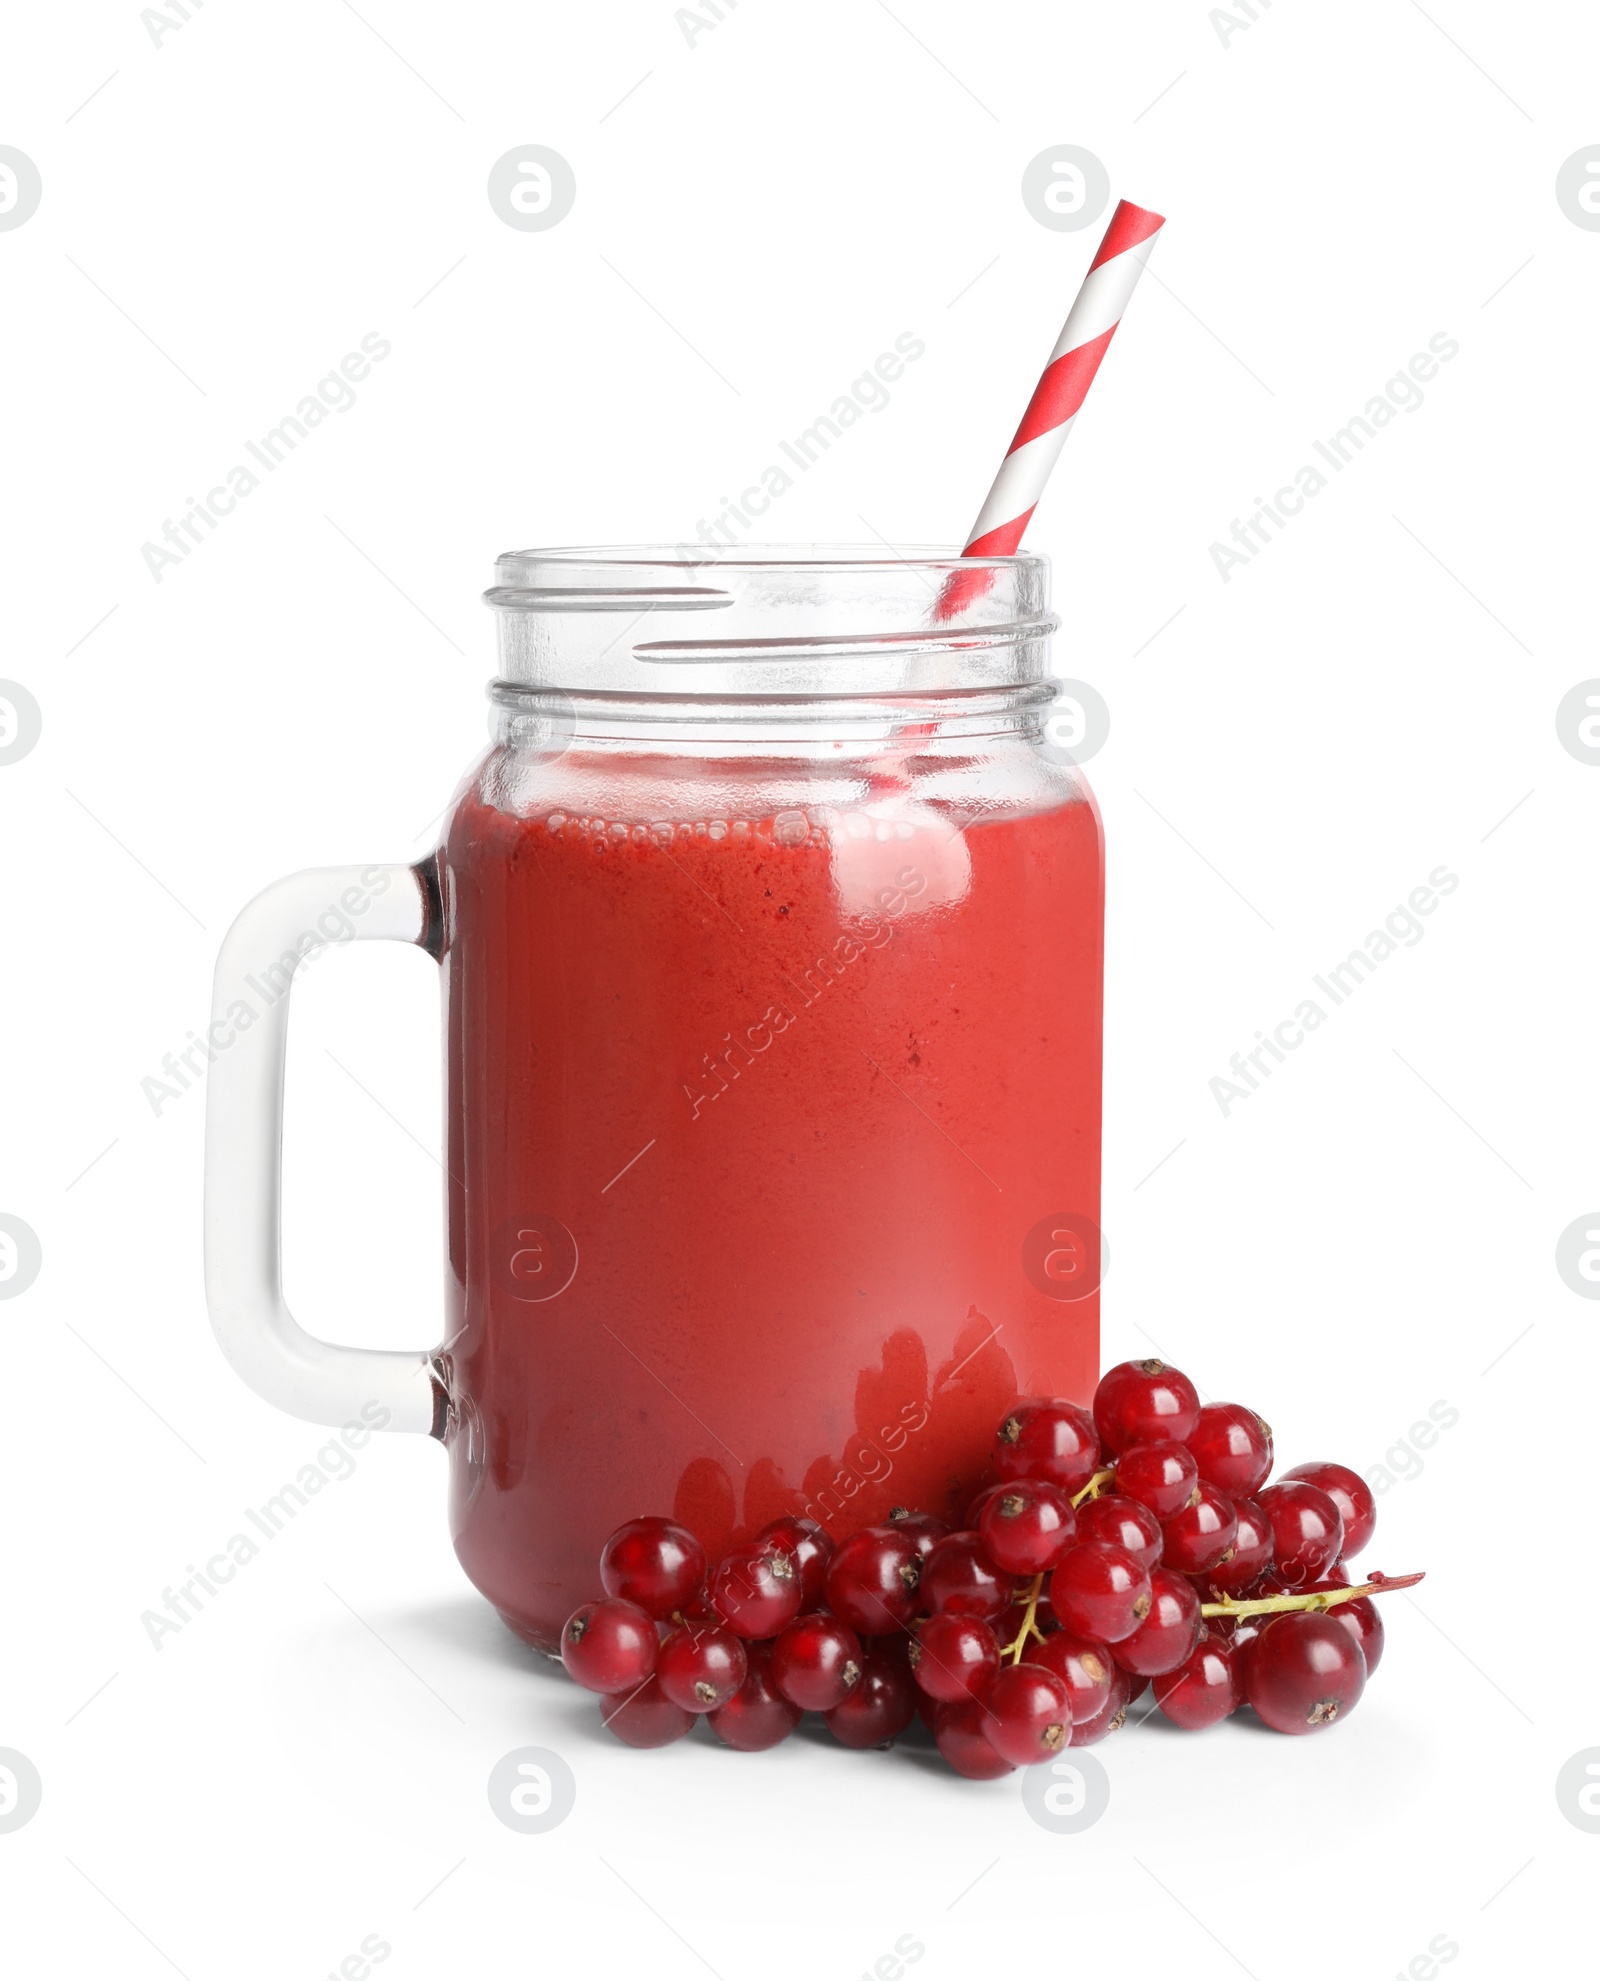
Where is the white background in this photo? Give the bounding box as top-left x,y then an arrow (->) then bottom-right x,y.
2,1 -> 1595,1974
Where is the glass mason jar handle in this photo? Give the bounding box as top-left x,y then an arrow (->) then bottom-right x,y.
203,863 -> 444,1435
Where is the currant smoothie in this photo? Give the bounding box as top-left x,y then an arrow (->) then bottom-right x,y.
439,760 -> 1103,1650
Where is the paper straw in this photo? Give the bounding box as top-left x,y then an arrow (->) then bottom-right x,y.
962,199 -> 1165,559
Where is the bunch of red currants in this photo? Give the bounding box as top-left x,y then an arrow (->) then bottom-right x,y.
559,1358 -> 1417,1777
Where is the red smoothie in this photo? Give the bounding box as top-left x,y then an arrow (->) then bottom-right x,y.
438,756 -> 1103,1650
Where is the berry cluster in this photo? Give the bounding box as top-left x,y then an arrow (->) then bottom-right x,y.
559,1358 -> 1420,1775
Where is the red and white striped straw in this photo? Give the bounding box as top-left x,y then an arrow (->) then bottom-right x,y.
962,199 -> 1165,558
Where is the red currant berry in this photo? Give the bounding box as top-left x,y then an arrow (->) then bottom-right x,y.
984,1664 -> 1072,1765
654,1621 -> 748,1712
1092,1358 -> 1201,1456
1332,1593 -> 1383,1676
560,1598 -> 658,1694
1244,1611 -> 1365,1733
708,1645 -> 803,1750
1258,1481 -> 1344,1588
1030,1625 -> 1115,1726
1154,1630 -> 1242,1730
993,1398 -> 1101,1494
1050,1542 -> 1152,1644
979,1479 -> 1077,1576
909,1613 -> 1000,1703
1114,1568 -> 1202,1677
1070,1663 -> 1130,1745
933,1696 -> 1016,1778
1122,1670 -> 1151,1703
824,1651 -> 918,1748
824,1526 -> 923,1633
963,1481 -> 1008,1529
770,1613 -> 864,1713
885,1508 -> 951,1558
756,1515 -> 834,1608
599,1675 -> 696,1747
1161,1482 -> 1239,1576
1280,1462 -> 1376,1559
1114,1439 -> 1199,1520
1076,1493 -> 1163,1572
599,1516 -> 707,1617
1187,1403 -> 1273,1498
1193,1496 -> 1272,1598
921,1531 -> 1010,1620
707,1541 -> 804,1639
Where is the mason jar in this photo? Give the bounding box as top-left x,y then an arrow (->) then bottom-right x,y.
205,544 -> 1104,1650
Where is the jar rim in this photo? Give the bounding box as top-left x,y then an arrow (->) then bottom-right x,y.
485,542 -> 1057,700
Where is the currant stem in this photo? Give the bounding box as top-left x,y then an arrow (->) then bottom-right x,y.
1071,1467 -> 1116,1509
1199,1570 -> 1424,1622
1001,1574 -> 1047,1663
